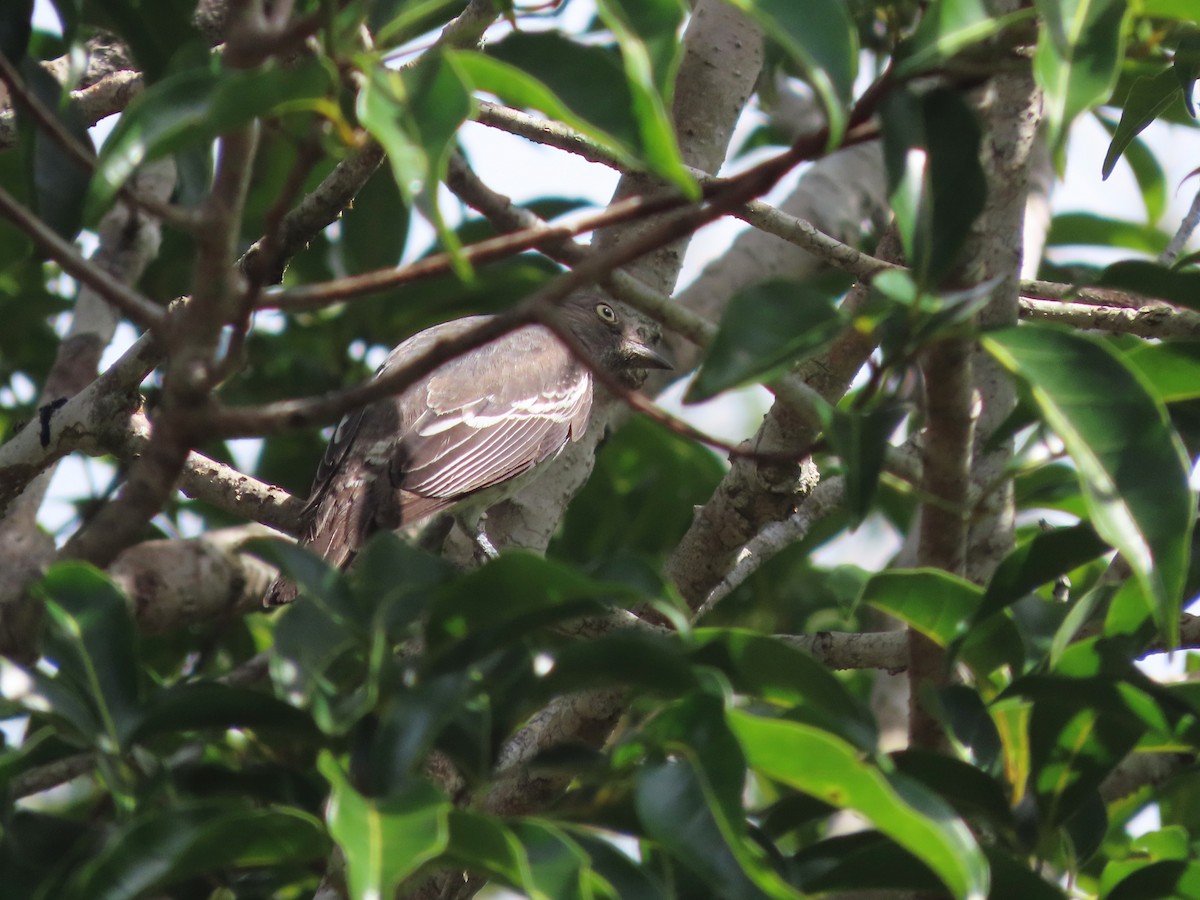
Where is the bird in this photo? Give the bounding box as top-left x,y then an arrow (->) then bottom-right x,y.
264,293 -> 672,606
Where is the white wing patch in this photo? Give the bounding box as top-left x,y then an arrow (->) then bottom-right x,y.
402,373 -> 592,498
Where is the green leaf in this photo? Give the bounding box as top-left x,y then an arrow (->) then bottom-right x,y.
1096,116 -> 1166,223
689,629 -> 876,750
634,755 -> 801,899
1098,259 -> 1200,311
984,326 -> 1195,645
69,803 -> 328,900
1034,0 -> 1128,146
1046,213 -> 1169,254
425,553 -> 634,667
1123,341 -> 1200,402
23,60 -> 90,240
791,831 -> 943,894
861,569 -> 983,648
1102,68 -> 1182,179
826,403 -> 907,525
595,0 -> 694,195
81,0 -> 198,82
90,58 -> 332,217
725,0 -> 856,147
508,821 -> 595,900
35,563 -> 143,751
976,523 -> 1110,623
1175,28 -> 1200,118
454,33 -> 640,166
132,682 -> 320,743
686,278 -> 847,402
357,52 -> 471,269
320,753 -> 451,899
896,0 -> 1033,78
0,0 -> 33,62
340,165 -> 410,274
880,89 -> 986,286
728,710 -> 989,900
1106,861 -> 1200,900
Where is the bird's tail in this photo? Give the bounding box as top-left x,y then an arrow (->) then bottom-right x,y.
262,466 -> 376,607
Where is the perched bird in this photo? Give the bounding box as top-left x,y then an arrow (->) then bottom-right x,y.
264,294 -> 671,606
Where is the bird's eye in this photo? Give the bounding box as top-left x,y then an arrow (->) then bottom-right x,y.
594,302 -> 618,324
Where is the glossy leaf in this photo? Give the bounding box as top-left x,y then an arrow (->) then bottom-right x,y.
1046,212 -> 1170,254
1096,116 -> 1166,223
826,403 -> 907,525
1098,259 -> 1200,311
321,753 -> 451,899
90,58 -> 332,217
1123,341 -> 1200,403
976,522 -> 1110,623
880,89 -> 986,285
23,60 -> 90,240
69,803 -> 327,900
1102,68 -> 1183,178
689,628 -> 876,749
634,755 -> 800,899
897,0 -> 1033,77
35,562 -> 143,750
861,569 -> 982,647
595,0 -> 694,194
728,710 -> 989,900
453,34 -> 640,167
984,326 -> 1195,645
0,0 -> 33,62
1034,0 -> 1128,145
686,278 -> 846,402
726,0 -> 856,146
357,52 -> 471,264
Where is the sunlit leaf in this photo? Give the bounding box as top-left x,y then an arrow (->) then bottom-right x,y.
321,753 -> 451,899
90,58 -> 332,217
729,711 -> 989,900
686,278 -> 847,402
1034,0 -> 1128,145
984,326 -> 1195,645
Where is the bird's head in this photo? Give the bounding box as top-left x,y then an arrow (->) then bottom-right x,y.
559,294 -> 673,382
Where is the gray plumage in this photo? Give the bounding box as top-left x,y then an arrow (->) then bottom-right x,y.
265,295 -> 670,606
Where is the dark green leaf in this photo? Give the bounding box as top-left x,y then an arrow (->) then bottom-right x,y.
425,553 -> 635,666
726,0 -> 856,146
35,562 -> 143,749
80,0 -> 197,82
976,522 -> 1110,623
827,403 -> 907,525
1102,68 -> 1182,179
1096,116 -> 1166,222
686,278 -> 846,402
340,165 -> 410,274
69,803 -> 327,900
320,754 -> 451,898
880,89 -> 986,285
1046,212 -> 1169,255
1033,0 -> 1127,145
728,711 -> 989,900
634,755 -> 799,899
595,0 -> 694,194
1098,259 -> 1200,311
132,683 -> 320,742
1174,29 -> 1200,117
984,326 -> 1196,645
896,0 -> 1033,77
20,60 -> 91,240
791,830 -> 942,894
91,58 -> 333,217
454,33 -> 640,165
689,629 -> 876,750
0,0 -> 33,62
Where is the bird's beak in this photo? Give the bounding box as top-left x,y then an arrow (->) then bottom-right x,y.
627,340 -> 674,370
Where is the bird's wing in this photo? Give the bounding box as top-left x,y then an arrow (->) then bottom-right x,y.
394,325 -> 593,502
